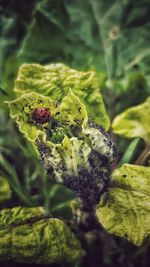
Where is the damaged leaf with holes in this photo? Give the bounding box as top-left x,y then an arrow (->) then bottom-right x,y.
0,206 -> 85,263
6,90 -> 116,206
96,164 -> 150,246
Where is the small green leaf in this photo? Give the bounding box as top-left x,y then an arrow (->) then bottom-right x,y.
56,89 -> 88,130
96,164 -> 150,246
14,63 -> 110,128
0,206 -> 85,264
118,138 -> 141,166
112,97 -> 150,143
0,176 -> 11,203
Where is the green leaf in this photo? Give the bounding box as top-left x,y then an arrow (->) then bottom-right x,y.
19,0 -> 105,71
0,176 -> 11,203
112,97 -> 150,143
19,0 -> 150,79
0,206 -> 85,263
96,164 -> 150,246
14,63 -> 110,128
115,71 -> 149,113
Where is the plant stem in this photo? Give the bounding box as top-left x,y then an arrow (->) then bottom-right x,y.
134,143 -> 150,166
71,197 -> 132,267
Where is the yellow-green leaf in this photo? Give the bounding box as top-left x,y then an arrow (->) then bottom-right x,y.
112,97 -> 150,143
96,164 -> 150,246
0,206 -> 85,264
14,63 -> 110,129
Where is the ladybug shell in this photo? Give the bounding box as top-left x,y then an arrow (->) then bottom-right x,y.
32,107 -> 51,124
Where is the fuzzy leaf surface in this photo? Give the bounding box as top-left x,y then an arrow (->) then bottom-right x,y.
0,206 -> 85,263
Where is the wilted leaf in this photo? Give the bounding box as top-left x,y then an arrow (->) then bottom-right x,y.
14,63 -> 110,128
96,164 -> 150,246
0,176 -> 11,203
0,206 -> 85,263
112,97 -> 150,143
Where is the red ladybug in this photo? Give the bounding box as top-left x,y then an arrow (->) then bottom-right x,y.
32,107 -> 51,124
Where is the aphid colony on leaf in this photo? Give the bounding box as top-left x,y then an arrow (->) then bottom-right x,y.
32,107 -> 51,124
36,119 -> 117,209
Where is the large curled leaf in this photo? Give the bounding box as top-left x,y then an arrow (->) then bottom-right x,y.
0,176 -> 11,203
96,164 -> 150,246
112,97 -> 150,143
14,63 -> 110,128
0,206 -> 85,264
7,89 -> 115,205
